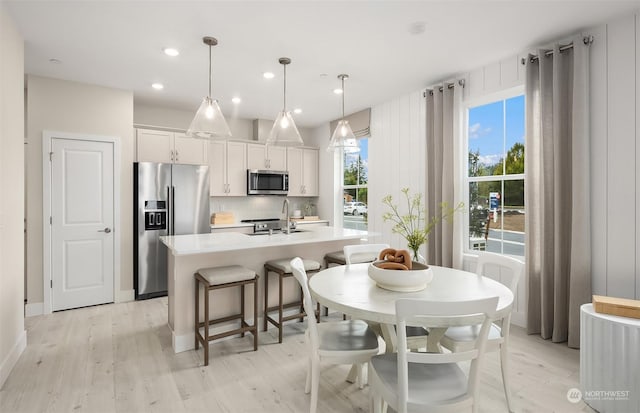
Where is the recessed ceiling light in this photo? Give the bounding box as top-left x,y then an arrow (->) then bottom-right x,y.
263,72 -> 275,79
333,88 -> 343,95
293,108 -> 302,114
49,58 -> 62,64
151,83 -> 164,90
232,97 -> 241,104
163,48 -> 179,57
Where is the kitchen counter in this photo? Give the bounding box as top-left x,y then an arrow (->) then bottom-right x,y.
209,219 -> 329,230
161,226 -> 374,353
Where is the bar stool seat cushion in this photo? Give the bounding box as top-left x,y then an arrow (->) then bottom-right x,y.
266,258 -> 320,273
324,251 -> 345,262
197,265 -> 256,285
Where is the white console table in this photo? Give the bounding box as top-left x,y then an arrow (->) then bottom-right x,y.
580,303 -> 640,412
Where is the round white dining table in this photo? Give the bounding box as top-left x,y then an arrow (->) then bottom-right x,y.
309,262 -> 514,353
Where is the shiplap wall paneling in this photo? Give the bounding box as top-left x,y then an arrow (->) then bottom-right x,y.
590,24 -> 609,296
636,14 -> 640,300
606,15 -> 637,299
368,91 -> 425,252
465,54 -> 523,101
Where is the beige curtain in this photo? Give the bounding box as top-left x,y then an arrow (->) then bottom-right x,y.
425,83 -> 463,268
525,36 -> 591,348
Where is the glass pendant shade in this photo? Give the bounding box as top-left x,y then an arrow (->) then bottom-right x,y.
186,97 -> 232,139
267,110 -> 303,146
327,73 -> 360,153
327,119 -> 359,153
267,57 -> 304,146
186,36 -> 232,140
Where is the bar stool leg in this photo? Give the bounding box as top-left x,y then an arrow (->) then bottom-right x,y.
195,279 -> 199,350
240,284 -> 246,338
204,285 -> 210,366
278,273 -> 284,343
253,277 -> 258,351
263,268 -> 269,332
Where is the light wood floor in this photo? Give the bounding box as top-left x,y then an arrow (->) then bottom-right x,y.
1,297 -> 595,413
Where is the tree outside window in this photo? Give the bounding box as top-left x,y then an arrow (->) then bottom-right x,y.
343,139 -> 368,230
467,94 -> 525,256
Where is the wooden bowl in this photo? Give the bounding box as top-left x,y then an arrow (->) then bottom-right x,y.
368,261 -> 433,292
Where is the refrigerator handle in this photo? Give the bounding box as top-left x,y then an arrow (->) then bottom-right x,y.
171,185 -> 176,236
166,186 -> 172,235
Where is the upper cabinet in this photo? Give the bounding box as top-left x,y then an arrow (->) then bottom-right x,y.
287,147 -> 319,197
136,128 -> 207,165
247,143 -> 287,171
208,141 -> 247,196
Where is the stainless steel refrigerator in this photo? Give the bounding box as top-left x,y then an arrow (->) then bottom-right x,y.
134,162 -> 210,300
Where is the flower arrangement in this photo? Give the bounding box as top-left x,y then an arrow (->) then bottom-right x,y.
382,188 -> 464,262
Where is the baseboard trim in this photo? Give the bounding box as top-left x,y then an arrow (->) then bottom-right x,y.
115,289 -> 135,303
0,330 -> 26,389
25,302 -> 43,317
511,311 -> 526,328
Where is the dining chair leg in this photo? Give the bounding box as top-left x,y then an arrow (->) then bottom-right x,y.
500,342 -> 514,412
372,393 -> 382,413
310,358 -> 320,413
305,356 -> 312,394
357,363 -> 364,389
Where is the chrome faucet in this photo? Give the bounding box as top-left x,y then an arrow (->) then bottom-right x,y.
282,198 -> 291,234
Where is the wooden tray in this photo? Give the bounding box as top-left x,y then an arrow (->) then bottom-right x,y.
593,295 -> 640,319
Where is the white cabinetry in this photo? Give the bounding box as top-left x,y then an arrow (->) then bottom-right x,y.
247,143 -> 287,171
136,128 -> 207,165
208,141 -> 247,196
287,147 -> 319,196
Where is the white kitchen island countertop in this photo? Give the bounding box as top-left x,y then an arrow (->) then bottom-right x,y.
161,226 -> 370,255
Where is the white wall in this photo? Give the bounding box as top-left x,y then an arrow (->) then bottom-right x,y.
0,6 -> 26,388
589,13 -> 640,300
26,76 -> 134,308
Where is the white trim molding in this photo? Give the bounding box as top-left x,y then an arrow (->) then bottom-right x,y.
25,302 -> 44,317
0,330 -> 26,388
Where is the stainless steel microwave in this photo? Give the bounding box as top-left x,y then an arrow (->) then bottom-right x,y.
247,169 -> 289,195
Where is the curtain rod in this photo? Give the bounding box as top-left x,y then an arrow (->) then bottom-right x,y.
424,79 -> 465,97
521,35 -> 594,65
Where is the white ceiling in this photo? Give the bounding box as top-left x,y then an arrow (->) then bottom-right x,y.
4,1 -> 639,127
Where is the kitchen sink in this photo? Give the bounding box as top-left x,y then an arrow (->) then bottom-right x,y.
247,229 -> 306,236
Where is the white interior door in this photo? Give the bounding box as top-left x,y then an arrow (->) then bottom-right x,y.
50,137 -> 114,311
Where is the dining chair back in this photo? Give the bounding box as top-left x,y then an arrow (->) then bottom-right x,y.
290,258 -> 379,413
439,251 -> 524,412
369,297 -> 499,413
343,243 -> 389,264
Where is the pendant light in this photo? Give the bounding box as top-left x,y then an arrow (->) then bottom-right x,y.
186,36 -> 232,139
266,57 -> 304,146
328,74 -> 359,153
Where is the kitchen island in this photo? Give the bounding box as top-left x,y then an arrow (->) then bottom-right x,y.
160,226 -> 371,353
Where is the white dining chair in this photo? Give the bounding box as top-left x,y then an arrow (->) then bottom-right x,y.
343,243 -> 389,264
439,252 -> 524,413
289,257 -> 380,413
369,297 -> 499,413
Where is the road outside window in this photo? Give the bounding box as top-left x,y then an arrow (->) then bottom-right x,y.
343,139 -> 368,230
467,94 -> 525,256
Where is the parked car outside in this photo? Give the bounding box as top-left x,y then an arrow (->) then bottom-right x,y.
344,202 -> 368,216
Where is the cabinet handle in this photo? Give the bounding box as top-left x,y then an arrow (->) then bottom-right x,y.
170,150 -> 174,161
175,150 -> 179,162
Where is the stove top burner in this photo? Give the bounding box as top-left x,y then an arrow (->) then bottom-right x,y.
240,218 -> 279,223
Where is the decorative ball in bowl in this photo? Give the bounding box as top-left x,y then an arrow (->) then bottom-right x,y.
367,248 -> 434,292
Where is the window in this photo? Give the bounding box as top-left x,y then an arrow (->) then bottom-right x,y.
466,92 -> 525,256
342,138 -> 368,230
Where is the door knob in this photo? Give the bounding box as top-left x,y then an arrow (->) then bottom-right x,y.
98,227 -> 111,233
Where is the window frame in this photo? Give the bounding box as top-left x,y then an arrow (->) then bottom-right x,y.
462,85 -> 525,257
341,138 -> 369,230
